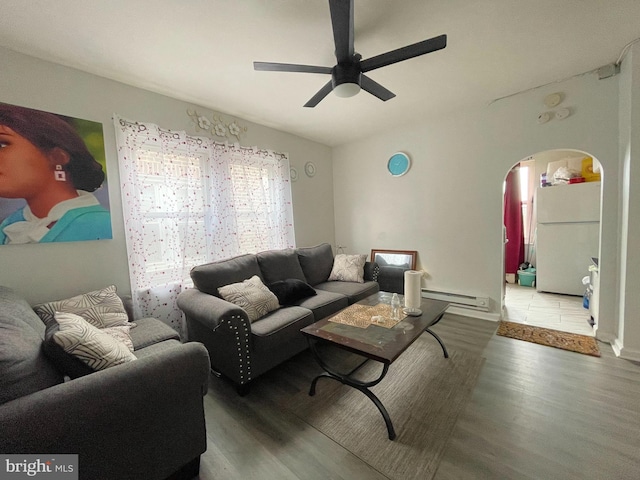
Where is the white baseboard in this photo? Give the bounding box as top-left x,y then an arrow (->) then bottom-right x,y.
445,305 -> 500,322
611,338 -> 640,362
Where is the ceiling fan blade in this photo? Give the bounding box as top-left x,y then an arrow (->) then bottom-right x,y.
329,0 -> 355,63
360,34 -> 447,72
304,80 -> 334,108
360,75 -> 395,101
254,62 -> 332,74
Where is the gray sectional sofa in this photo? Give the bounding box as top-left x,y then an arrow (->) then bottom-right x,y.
0,286 -> 211,480
177,243 -> 379,394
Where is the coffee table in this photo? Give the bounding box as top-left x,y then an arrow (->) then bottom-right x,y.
300,291 -> 450,440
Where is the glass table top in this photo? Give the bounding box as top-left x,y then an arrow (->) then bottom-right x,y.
301,292 -> 449,364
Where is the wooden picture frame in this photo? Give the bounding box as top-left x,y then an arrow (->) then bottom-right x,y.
370,249 -> 417,270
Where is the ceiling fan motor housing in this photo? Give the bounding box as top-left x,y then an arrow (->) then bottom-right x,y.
332,62 -> 361,89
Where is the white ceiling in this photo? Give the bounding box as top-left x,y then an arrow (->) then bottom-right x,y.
1,0 -> 639,146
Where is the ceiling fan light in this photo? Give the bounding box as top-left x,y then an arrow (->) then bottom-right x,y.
333,82 -> 361,98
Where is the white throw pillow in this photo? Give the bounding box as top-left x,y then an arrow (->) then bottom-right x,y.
52,312 -> 136,371
328,254 -> 367,283
218,275 -> 280,322
35,285 -> 130,329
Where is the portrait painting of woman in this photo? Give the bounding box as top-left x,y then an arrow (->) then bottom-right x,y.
0,103 -> 112,244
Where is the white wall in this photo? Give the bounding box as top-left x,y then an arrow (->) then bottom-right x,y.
0,47 -> 334,305
3,45 -> 637,359
614,45 -> 640,360
333,71 -> 623,342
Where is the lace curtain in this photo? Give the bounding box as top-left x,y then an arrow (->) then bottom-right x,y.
114,115 -> 295,335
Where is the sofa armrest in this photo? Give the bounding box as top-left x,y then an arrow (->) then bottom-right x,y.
0,342 -> 210,480
364,261 -> 380,282
177,288 -> 249,331
178,288 -> 254,387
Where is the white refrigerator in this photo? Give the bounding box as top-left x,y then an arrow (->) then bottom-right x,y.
535,182 -> 600,295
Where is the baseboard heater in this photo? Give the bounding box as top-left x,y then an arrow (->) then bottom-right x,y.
421,289 -> 490,312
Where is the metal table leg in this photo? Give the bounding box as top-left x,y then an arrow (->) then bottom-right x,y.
425,311 -> 449,358
307,339 -> 396,440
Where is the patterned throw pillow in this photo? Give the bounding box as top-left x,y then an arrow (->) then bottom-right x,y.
328,254 -> 367,283
43,320 -> 136,378
50,312 -> 136,372
102,325 -> 135,352
34,285 -> 130,329
218,275 -> 280,322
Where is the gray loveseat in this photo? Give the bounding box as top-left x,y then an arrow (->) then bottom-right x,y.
0,286 -> 211,480
177,243 -> 379,394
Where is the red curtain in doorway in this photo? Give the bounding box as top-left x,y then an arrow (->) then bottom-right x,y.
504,167 -> 524,275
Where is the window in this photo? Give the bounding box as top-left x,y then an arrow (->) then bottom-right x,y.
134,149 -> 209,279
114,116 -> 295,334
228,152 -> 294,254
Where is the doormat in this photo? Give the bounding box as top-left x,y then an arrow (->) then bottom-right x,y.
497,321 -> 600,357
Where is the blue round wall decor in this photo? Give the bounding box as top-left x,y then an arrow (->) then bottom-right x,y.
387,152 -> 411,176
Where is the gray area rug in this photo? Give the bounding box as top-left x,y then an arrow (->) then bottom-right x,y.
283,335 -> 485,480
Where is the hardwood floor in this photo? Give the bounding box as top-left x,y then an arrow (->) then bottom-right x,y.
434,318 -> 639,480
197,314 -> 640,480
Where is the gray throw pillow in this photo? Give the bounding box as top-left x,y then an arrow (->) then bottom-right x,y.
256,249 -> 306,284
190,254 -> 262,298
297,243 -> 334,286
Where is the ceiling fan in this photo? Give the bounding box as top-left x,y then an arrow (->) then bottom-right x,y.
253,0 -> 447,107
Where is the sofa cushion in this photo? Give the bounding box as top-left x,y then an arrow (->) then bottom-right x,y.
34,285 -> 130,329
250,307 -> 315,367
251,307 -> 315,346
45,312 -> 136,375
315,280 -> 380,305
268,279 -> 317,305
132,338 -> 183,359
296,289 -> 349,320
256,248 -> 306,284
0,286 -> 64,405
219,275 -> 280,322
129,317 -> 180,350
328,254 -> 367,283
250,306 -> 313,337
190,254 -> 262,298
296,243 -> 335,286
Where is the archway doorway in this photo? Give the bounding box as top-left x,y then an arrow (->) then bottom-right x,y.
501,149 -> 602,336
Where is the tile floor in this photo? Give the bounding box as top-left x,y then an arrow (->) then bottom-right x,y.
503,283 -> 595,336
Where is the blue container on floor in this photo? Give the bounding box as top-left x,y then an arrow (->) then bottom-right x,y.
517,267 -> 536,287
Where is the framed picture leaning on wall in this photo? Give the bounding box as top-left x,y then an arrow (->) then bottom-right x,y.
370,249 -> 417,270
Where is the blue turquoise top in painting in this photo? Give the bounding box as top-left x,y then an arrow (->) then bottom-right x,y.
0,204 -> 112,244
